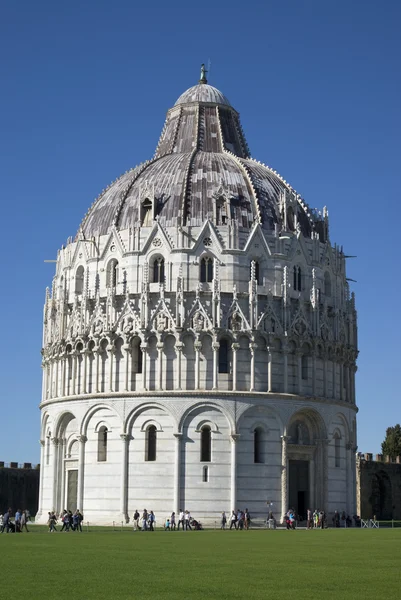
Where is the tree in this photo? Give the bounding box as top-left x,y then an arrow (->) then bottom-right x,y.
381,424 -> 401,460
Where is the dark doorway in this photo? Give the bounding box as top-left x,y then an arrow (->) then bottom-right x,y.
289,460 -> 309,519
67,469 -> 78,511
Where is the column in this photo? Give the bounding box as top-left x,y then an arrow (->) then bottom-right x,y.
108,346 -> 114,392
36,440 -> 45,518
59,440 -> 66,509
323,355 -> 327,398
194,340 -> 202,390
316,439 -> 329,511
212,342 -> 219,390
267,346 -> 272,392
94,347 -> 100,393
61,356 -> 66,397
340,362 -> 344,401
345,442 -> 353,515
283,349 -> 288,393
312,352 -> 316,396
230,434 -> 240,512
297,352 -> 303,395
309,459 -> 315,511
120,434 -> 131,522
77,435 -> 87,512
124,345 -> 130,392
54,359 -> 59,398
140,343 -> 148,390
49,360 -> 54,399
82,349 -> 88,394
41,365 -> 46,403
249,342 -> 256,392
156,340 -> 164,390
51,437 -> 59,512
176,342 -> 183,391
173,433 -> 183,515
332,359 -> 336,399
72,352 -> 77,396
280,435 -> 289,522
231,343 -> 239,391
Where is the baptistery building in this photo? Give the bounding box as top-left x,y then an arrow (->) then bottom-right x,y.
37,68 -> 358,525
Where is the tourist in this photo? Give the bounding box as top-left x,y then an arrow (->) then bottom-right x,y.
229,510 -> 237,530
164,517 -> 171,530
133,509 -> 140,530
15,509 -> 21,533
170,512 -> 176,530
221,511 -> 227,529
306,508 -> 312,529
20,510 -> 29,532
148,511 -> 155,531
178,509 -> 185,530
267,511 -> 276,529
48,511 -> 57,532
237,510 -> 244,530
244,508 -> 251,530
185,510 -> 192,530
142,509 -> 148,531
0,509 -> 12,533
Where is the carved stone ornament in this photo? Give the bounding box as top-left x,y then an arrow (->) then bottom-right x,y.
193,310 -> 204,332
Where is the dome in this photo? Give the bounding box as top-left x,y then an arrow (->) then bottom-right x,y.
78,73 -> 323,242
174,83 -> 231,107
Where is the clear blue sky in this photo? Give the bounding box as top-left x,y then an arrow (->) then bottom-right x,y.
1,0 -> 400,463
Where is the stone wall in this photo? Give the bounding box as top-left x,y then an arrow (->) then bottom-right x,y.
357,454 -> 401,520
0,465 -> 40,514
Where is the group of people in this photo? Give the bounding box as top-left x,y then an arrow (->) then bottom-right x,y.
47,509 -> 84,532
131,509 -> 203,531
0,509 -> 30,533
222,509 -> 251,530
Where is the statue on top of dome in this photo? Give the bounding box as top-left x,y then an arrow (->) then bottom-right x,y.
199,63 -> 208,84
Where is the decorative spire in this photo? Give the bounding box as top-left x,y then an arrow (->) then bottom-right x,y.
199,63 -> 208,84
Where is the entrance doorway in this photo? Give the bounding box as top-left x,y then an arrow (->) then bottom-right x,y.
289,460 -> 309,519
67,469 -> 78,511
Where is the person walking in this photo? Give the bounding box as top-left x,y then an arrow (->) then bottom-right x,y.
178,509 -> 185,531
229,510 -> 237,530
142,509 -> 148,531
185,510 -> 192,530
170,512 -> 176,531
244,508 -> 250,530
20,510 -> 29,532
133,510 -> 140,531
0,509 -> 12,533
14,509 -> 21,533
221,511 -> 227,529
148,511 -> 155,531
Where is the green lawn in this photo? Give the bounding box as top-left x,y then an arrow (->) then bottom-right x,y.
1,528 -> 400,600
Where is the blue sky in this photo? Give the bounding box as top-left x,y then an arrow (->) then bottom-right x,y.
1,0 -> 400,463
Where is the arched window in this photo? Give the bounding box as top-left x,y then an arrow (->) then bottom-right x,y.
200,426 -> 211,462
301,355 -> 308,380
107,259 -> 118,288
334,434 -> 340,468
324,271 -> 331,296
287,207 -> 295,231
75,266 -> 85,294
152,257 -> 165,283
250,260 -> 260,284
202,465 -> 209,482
293,266 -> 302,291
145,425 -> 157,461
141,198 -> 153,226
200,257 -> 214,283
254,428 -> 264,463
97,426 -> 108,462
131,338 -> 143,375
218,339 -> 229,373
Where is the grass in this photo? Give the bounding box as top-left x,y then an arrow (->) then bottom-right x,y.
1,527 -> 400,600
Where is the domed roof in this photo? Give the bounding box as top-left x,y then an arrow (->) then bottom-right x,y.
78,69 -> 321,241
174,84 -> 231,107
